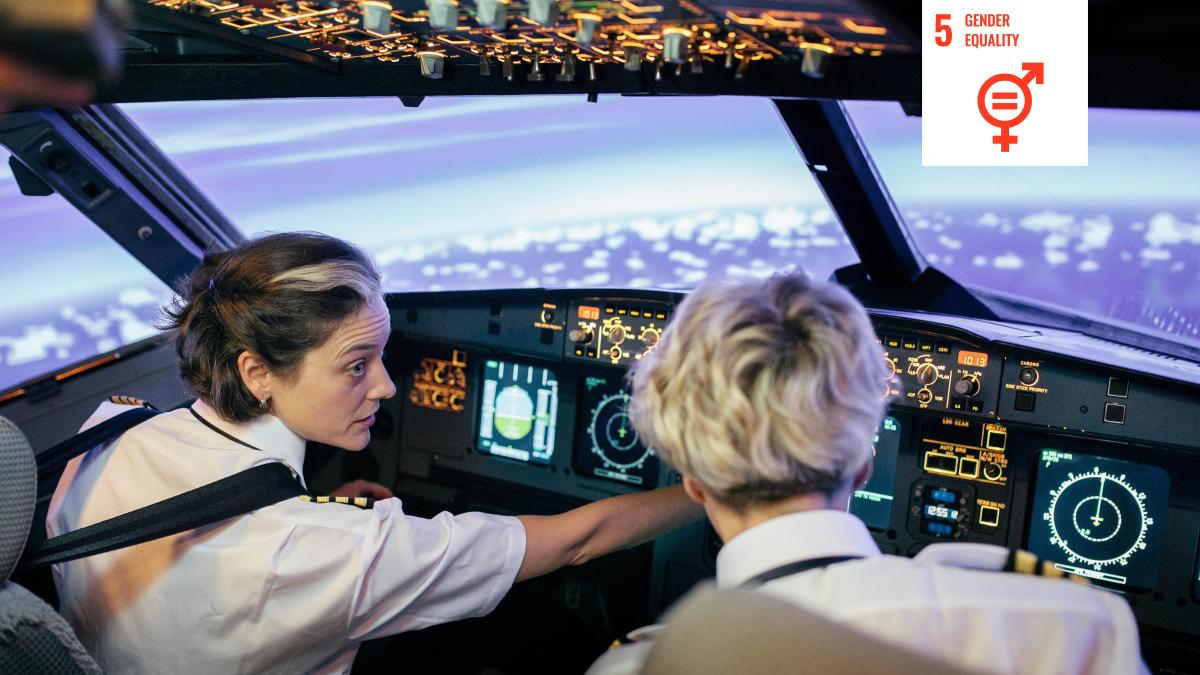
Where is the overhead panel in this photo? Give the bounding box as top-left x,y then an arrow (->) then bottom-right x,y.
120,0 -> 918,99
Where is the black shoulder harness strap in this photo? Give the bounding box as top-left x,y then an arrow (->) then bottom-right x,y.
17,408 -> 310,571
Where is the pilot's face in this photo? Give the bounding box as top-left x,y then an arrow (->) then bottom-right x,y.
268,299 -> 397,450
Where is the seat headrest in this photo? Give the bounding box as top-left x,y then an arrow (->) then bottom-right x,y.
0,415 -> 37,581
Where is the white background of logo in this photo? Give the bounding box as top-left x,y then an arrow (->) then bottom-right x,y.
922,0 -> 1088,166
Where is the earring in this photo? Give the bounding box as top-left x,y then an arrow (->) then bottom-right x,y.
259,398 -> 269,408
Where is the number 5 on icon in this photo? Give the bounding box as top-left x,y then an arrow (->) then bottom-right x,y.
935,14 -> 952,47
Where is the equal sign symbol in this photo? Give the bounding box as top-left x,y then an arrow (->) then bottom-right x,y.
991,92 -> 1019,111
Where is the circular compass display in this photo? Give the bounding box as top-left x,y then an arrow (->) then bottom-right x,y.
1028,449 -> 1170,588
575,377 -> 660,488
590,392 -> 651,469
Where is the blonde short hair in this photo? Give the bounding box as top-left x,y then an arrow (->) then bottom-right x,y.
628,272 -> 888,507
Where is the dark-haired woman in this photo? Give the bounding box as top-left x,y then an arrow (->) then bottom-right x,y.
46,233 -> 703,675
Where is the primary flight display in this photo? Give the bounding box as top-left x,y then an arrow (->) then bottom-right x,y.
1027,449 -> 1170,588
477,360 -> 559,465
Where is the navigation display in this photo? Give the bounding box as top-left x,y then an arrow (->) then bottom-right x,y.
477,361 -> 559,465
575,376 -> 659,488
1028,450 -> 1169,588
850,416 -> 901,530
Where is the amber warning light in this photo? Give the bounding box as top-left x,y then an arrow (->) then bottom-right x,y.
958,351 -> 989,368
578,306 -> 600,320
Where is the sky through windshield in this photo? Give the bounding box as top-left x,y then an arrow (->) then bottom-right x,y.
121,96 -> 857,293
847,102 -> 1200,347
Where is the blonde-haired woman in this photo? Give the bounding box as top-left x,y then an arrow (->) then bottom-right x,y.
615,271 -> 1148,675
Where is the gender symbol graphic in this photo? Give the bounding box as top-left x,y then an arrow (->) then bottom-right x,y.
977,62 -> 1044,152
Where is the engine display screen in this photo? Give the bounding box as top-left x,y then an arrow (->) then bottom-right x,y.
575,376 -> 659,488
1027,449 -> 1169,588
477,361 -> 559,465
850,416 -> 901,530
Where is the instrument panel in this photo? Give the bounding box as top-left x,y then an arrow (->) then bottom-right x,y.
382,287 -> 1200,666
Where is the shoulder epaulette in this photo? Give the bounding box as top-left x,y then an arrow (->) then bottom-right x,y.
108,395 -> 158,410
1004,548 -> 1091,585
299,495 -> 376,509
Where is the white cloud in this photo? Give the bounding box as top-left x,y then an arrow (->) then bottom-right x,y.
993,253 -> 1024,269
1144,212 -> 1200,248
0,325 -> 75,366
542,262 -> 565,274
1141,248 -> 1171,261
937,234 -> 962,250
668,251 -> 708,268
118,287 -> 164,308
1078,259 -> 1100,272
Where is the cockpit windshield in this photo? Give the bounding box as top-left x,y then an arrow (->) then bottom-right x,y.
120,96 -> 858,292
846,102 -> 1200,348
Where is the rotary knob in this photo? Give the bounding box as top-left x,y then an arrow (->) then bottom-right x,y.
568,328 -> 594,344
983,463 -> 1003,481
916,388 -> 933,404
1018,367 -> 1039,386
885,358 -> 897,376
608,325 -> 627,345
915,363 -> 938,386
641,328 -> 660,349
953,375 -> 980,397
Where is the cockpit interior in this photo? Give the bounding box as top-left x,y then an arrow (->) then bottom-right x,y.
2,0 -> 1199,672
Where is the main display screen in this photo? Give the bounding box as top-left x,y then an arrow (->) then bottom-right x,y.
850,416 -> 901,530
477,361 -> 559,465
1027,449 -> 1170,588
575,375 -> 659,488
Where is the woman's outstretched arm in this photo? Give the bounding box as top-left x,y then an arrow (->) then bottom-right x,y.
515,484 -> 704,582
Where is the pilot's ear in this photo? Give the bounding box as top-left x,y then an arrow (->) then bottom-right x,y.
852,460 -> 873,492
682,476 -> 708,504
237,351 -> 272,402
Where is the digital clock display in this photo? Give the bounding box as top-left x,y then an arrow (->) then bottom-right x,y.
958,351 -> 989,368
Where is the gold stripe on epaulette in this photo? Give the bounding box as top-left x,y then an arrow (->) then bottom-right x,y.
108,395 -> 157,409
298,494 -> 375,509
1003,548 -> 1090,585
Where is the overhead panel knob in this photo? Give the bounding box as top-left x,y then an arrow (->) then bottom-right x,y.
528,0 -> 559,25
621,42 -> 645,71
568,328 -> 594,344
418,51 -> 445,79
662,28 -> 692,64
800,43 -> 833,79
575,13 -> 601,46
953,375 -> 981,397
362,0 -> 393,33
427,0 -> 459,30
475,0 -> 508,30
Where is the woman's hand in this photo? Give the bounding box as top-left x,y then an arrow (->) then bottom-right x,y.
329,479 -> 394,500
515,484 -> 705,582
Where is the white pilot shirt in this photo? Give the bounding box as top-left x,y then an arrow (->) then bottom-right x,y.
46,400 -> 527,675
715,510 -> 1149,675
